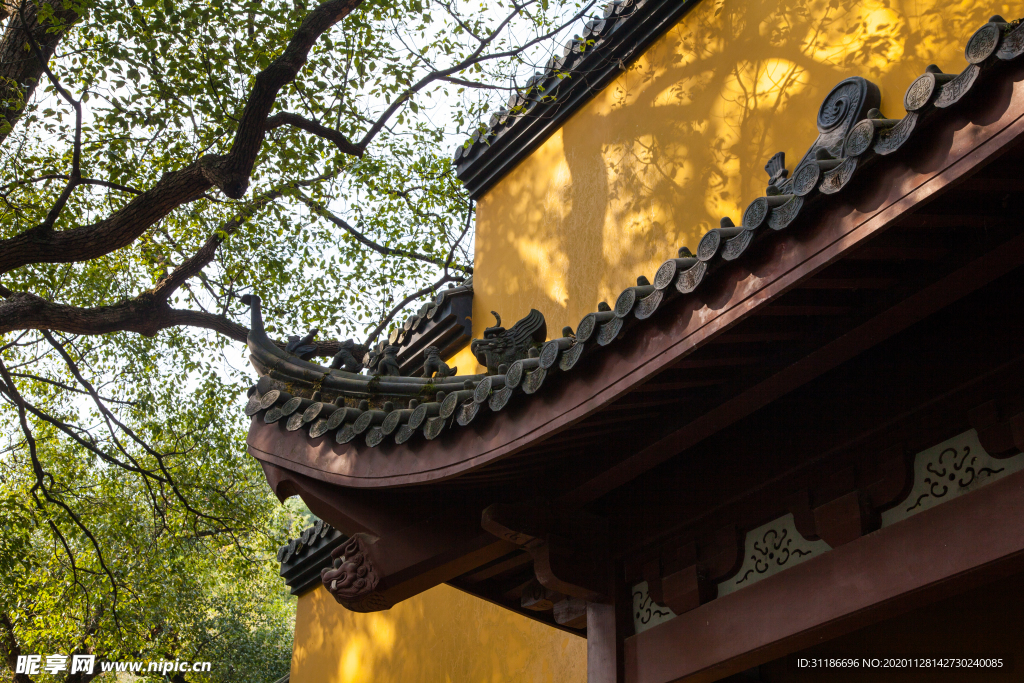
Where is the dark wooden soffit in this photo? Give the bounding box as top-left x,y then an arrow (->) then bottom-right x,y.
248,57 -> 1024,490
625,468 -> 1024,683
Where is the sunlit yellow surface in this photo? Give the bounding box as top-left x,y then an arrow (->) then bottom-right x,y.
290,583 -> 587,682
468,0 -> 1014,367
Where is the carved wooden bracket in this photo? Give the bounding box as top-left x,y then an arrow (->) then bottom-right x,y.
553,597 -> 588,628
320,533 -> 392,612
532,534 -> 610,601
521,578 -> 564,611
969,399 -> 1024,457
784,490 -> 819,541
636,529 -> 740,618
813,491 -> 873,548
482,502 -> 611,602
662,565 -> 715,615
481,501 -> 606,545
696,524 -> 745,583
808,446 -> 909,547
861,445 -> 912,511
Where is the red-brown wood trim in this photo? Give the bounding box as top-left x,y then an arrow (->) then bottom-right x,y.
567,225 -> 1024,504
624,469 -> 1024,683
247,65 -> 1024,489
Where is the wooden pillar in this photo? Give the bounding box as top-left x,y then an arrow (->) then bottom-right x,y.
587,563 -> 633,683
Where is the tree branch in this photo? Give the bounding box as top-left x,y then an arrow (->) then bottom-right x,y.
0,0 -> 82,147
445,199 -> 474,275
150,184 -> 294,302
356,0 -> 597,148
299,194 -> 472,274
0,357 -> 122,628
0,290 -> 249,342
0,0 -> 364,277
0,174 -> 141,195
9,370 -> 137,405
19,0 -> 84,230
438,75 -> 514,90
363,272 -> 457,346
265,111 -> 364,156
0,289 -> 355,360
0,611 -> 34,683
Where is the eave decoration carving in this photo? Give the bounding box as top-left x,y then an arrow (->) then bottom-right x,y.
716,514 -> 831,598
632,581 -> 677,635
470,309 -> 547,375
320,534 -> 391,612
881,429 -> 1024,527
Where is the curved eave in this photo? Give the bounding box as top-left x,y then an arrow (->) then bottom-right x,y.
245,298 -> 487,398
249,68 -> 1024,487
248,27 -> 1024,489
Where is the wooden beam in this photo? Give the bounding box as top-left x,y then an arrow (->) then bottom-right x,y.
482,502 -> 612,601
462,551 -> 532,583
674,356 -> 759,369
897,213 -> 1012,229
713,331 -> 805,343
602,397 -> 694,412
566,226 -> 1024,506
625,470 -> 1024,683
499,575 -> 537,600
588,569 -> 634,683
798,277 -> 896,290
846,245 -> 948,261
949,176 -> 1024,193
753,305 -> 849,316
635,379 -> 728,392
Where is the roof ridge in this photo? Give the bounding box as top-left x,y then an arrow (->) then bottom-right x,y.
453,0 -> 699,198
245,15 -> 1024,452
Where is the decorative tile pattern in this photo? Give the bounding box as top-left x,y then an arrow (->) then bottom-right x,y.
717,514 -> 831,597
631,581 -> 677,634
881,429 -> 1024,527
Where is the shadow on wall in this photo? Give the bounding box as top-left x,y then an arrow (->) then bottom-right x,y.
472,0 -> 1013,339
290,583 -> 587,683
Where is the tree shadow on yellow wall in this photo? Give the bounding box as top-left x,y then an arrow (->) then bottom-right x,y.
474,0 -> 1009,337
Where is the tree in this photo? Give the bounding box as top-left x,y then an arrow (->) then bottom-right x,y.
0,0 -> 595,679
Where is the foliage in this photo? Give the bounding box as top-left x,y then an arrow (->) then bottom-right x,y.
0,0 -> 596,680
0,330 -> 305,681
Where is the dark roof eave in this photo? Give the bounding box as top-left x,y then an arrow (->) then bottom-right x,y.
245,18 -> 1024,487
453,0 -> 702,199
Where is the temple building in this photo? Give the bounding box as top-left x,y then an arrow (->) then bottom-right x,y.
251,1 -> 1024,680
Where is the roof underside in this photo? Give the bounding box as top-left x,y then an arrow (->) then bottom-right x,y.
247,19 -> 1024,492
251,16 -> 1024,632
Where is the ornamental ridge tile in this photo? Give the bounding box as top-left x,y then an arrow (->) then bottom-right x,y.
277,519 -> 347,595
243,16 -> 1024,455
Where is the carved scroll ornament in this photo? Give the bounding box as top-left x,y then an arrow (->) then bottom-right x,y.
717,513 -> 831,597
320,534 -> 391,612
881,429 -> 1024,527
631,581 -> 677,635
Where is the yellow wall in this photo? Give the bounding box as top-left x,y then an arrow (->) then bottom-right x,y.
290,583 -> 587,683
467,0 -> 1015,362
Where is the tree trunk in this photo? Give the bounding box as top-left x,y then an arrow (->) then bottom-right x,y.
0,0 -> 82,145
